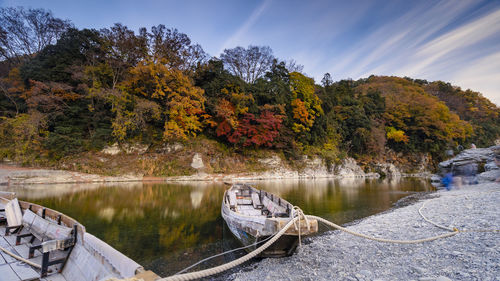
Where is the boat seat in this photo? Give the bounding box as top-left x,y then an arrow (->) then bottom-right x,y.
236,198 -> 252,205
262,196 -> 287,214
251,193 -> 263,209
7,205 -> 77,278
4,198 -> 23,234
228,190 -> 238,211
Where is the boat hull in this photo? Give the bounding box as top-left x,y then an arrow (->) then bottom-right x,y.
221,184 -> 317,258
224,217 -> 300,257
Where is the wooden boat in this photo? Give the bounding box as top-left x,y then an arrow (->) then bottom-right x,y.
221,183 -> 318,257
0,192 -> 159,281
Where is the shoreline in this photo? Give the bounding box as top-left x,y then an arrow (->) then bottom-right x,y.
0,163 -> 432,185
225,182 -> 500,281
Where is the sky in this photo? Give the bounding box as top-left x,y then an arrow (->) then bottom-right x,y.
1,0 -> 499,105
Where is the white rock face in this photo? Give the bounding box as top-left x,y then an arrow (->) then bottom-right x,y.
439,146 -> 498,170
300,157 -> 331,178
335,158 -> 365,177
376,163 -> 402,177
191,153 -> 204,170
258,155 -> 282,167
101,143 -> 121,155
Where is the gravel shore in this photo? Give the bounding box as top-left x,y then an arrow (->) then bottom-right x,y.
228,182 -> 500,281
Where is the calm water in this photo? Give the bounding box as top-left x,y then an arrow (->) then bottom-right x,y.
2,178 -> 433,276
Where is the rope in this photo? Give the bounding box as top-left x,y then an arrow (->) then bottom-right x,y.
0,245 -> 42,269
159,217 -> 299,281
160,205 -> 463,280
292,206 -> 310,247
174,231 -> 277,275
308,215 -> 459,244
418,197 -> 500,233
418,199 -> 455,231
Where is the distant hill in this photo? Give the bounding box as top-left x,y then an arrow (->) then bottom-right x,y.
2,7 -> 500,174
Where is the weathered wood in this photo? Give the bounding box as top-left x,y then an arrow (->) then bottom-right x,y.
9,261 -> 39,280
0,263 -> 21,281
1,196 -> 146,280
222,183 -> 318,257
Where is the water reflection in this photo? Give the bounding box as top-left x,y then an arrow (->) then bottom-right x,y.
1,178 -> 433,276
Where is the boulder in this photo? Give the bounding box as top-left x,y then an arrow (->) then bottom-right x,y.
438,145 -> 500,182
191,153 -> 204,170
335,158 -> 365,177
375,163 -> 401,177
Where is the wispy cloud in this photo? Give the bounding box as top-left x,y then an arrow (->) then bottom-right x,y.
399,8 -> 500,77
331,0 -> 478,79
217,0 -> 271,55
450,51 -> 500,105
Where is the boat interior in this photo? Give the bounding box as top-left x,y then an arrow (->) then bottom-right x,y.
226,184 -> 292,218
0,191 -> 153,281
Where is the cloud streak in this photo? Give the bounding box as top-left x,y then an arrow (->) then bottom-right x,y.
217,0 -> 271,55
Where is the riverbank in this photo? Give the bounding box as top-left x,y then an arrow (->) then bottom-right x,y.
0,162 -> 432,185
226,182 -> 500,281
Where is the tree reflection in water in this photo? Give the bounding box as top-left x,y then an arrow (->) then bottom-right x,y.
6,178 -> 432,276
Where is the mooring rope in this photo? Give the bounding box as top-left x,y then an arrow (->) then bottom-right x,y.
160,204 -> 466,281
174,231 -> 277,275
159,217 -> 299,281
418,197 -> 500,233
308,215 -> 459,244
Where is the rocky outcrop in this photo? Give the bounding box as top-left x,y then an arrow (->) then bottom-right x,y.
156,142 -> 184,154
335,158 -> 366,177
101,143 -> 149,155
438,145 -> 500,182
101,143 -> 121,155
374,163 -> 402,178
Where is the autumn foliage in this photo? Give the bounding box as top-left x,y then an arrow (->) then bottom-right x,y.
1,7 -> 499,167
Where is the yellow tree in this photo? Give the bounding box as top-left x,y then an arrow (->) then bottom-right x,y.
120,58 -> 206,141
288,72 -> 323,133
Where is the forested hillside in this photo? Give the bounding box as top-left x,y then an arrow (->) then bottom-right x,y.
1,7 -> 499,174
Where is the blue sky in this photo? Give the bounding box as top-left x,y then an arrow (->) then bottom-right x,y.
1,0 -> 499,105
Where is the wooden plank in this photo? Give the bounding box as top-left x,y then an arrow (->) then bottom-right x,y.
13,244 -> 30,259
0,263 -> 21,281
0,236 -> 11,248
9,261 -> 39,281
4,234 -> 17,246
0,252 -> 5,265
27,254 -> 43,265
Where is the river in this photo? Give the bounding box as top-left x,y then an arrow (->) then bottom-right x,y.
5,177 -> 433,276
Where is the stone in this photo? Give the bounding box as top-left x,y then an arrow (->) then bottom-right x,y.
335,158 -> 365,177
123,143 -> 149,154
191,153 -> 204,169
478,170 -> 500,181
156,142 -> 184,153
375,163 -> 401,177
359,270 -> 372,276
484,161 -> 498,171
436,276 -> 452,281
101,143 -> 121,155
